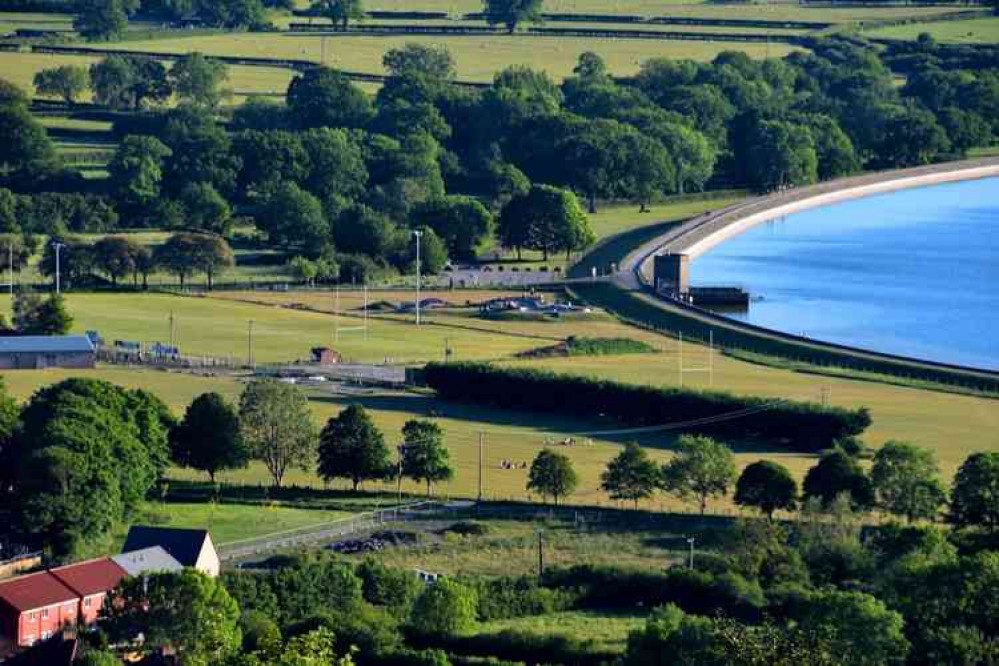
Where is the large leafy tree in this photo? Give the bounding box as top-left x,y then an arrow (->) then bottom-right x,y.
10,378 -> 171,555
871,441 -> 946,523
793,590 -> 909,666
256,181 -> 328,248
601,442 -> 660,509
950,452 -> 999,532
287,67 -> 374,130
233,130 -> 309,196
312,0 -> 364,30
180,182 -> 233,236
93,236 -> 139,288
661,434 -> 737,515
171,392 -> 248,483
161,106 -> 242,197
803,449 -> 875,511
497,184 -> 593,261
33,65 -> 89,105
90,55 -> 171,110
745,119 -> 818,192
734,460 -> 798,519
301,128 -> 368,200
170,52 -> 229,108
527,449 -> 578,505
13,293 -> 73,335
74,0 -> 133,41
0,95 -> 58,178
318,404 -> 391,491
410,197 -> 493,260
239,378 -> 317,488
409,578 -> 478,636
102,569 -> 242,664
108,135 -> 172,211
400,419 -> 453,497
482,0 -> 543,33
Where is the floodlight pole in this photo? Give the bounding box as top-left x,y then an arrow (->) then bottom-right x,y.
248,319 -> 255,367
687,537 -> 696,570
413,230 -> 423,325
169,311 -> 175,349
52,241 -> 66,294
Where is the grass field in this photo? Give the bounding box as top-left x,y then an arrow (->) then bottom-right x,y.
866,16 -> 999,44
124,500 -> 353,545
92,32 -> 802,82
0,51 -> 300,106
476,611 -> 645,651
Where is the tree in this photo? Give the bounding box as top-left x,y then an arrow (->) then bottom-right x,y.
383,43 -> 455,87
161,107 -> 241,196
74,0 -> 130,41
400,420 -> 452,497
300,128 -> 368,200
734,460 -> 798,519
794,590 -> 909,666
0,233 -> 36,271
180,182 -> 233,235
102,569 -> 242,664
318,404 -> 391,491
0,102 -> 58,177
601,443 -> 660,509
871,441 -> 946,523
409,226 -> 448,275
256,181 -> 328,248
33,66 -> 89,105
197,0 -> 267,28
10,378 -> 171,555
233,129 -> 309,195
13,293 -> 73,335
483,0 -> 543,33
287,68 -> 374,130
410,196 -> 493,260
90,55 -> 171,110
622,132 -> 675,212
153,233 -> 199,287
108,135 -> 172,210
239,378 -> 317,487
497,184 -> 593,260
745,119 -> 818,192
192,234 -> 234,290
803,449 -> 875,511
527,449 -> 578,505
93,235 -> 138,287
950,452 -> 999,532
312,0 -> 364,30
171,392 -> 248,483
288,256 -> 318,285
661,434 -> 737,515
171,52 -> 229,108
409,578 -> 477,636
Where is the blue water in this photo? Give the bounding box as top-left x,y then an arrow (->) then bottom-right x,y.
690,177 -> 999,370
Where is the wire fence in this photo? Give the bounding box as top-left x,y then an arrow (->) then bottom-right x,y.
217,500 -> 463,561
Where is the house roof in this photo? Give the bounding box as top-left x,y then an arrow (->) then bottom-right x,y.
0,572 -> 77,613
112,547 -> 183,577
49,559 -> 127,598
0,336 -> 95,354
122,527 -> 213,568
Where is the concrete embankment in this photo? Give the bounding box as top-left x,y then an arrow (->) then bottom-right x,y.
591,157 -> 999,390
632,157 -> 999,284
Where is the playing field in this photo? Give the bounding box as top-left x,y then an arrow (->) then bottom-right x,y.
88,32 -> 802,82
865,16 -> 999,44
0,51 -> 299,105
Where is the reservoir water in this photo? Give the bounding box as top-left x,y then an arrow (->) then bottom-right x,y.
690,177 -> 999,371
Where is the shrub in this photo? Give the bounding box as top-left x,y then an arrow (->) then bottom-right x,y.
409,579 -> 479,637
424,363 -> 870,452
443,520 -> 491,537
469,576 -> 577,621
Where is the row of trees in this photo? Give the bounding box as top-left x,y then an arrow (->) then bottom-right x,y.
171,390 -> 454,493
35,52 -> 229,109
74,0 -> 291,41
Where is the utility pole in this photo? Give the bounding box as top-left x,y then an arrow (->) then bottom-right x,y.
477,432 -> 484,502
537,532 -> 544,579
169,311 -> 175,349
396,444 -> 405,504
686,536 -> 696,570
248,319 -> 254,367
52,241 -> 65,295
413,229 -> 423,325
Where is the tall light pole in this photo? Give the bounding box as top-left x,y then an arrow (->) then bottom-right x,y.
412,230 -> 423,325
247,319 -> 254,367
686,536 -> 696,570
52,241 -> 66,294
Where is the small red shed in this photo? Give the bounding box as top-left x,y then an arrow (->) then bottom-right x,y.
311,347 -> 342,365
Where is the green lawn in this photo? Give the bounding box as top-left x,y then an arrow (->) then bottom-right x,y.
475,611 -> 646,652
125,501 -> 354,546
93,32 -> 802,83
866,16 -> 999,44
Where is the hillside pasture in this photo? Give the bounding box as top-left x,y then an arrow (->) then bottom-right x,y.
866,16 -> 999,44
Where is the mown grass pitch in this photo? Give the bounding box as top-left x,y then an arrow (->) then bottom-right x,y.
865,17 -> 999,44
92,32 -> 802,82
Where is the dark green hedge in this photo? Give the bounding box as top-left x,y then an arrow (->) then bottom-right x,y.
423,363 -> 870,452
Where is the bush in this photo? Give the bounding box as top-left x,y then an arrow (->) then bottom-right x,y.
357,559 -> 424,615
424,630 -> 610,666
469,576 -> 577,621
443,521 -> 491,537
409,579 -> 479,637
424,363 -> 870,452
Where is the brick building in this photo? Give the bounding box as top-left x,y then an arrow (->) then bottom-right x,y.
0,559 -> 127,649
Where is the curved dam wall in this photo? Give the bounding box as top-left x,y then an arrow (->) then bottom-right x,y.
640,158 -> 999,272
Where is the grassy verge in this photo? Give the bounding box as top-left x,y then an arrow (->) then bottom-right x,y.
474,611 -> 645,652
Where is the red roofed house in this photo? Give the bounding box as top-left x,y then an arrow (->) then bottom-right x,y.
49,559 -> 127,625
0,571 -> 78,649
0,558 -> 127,651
